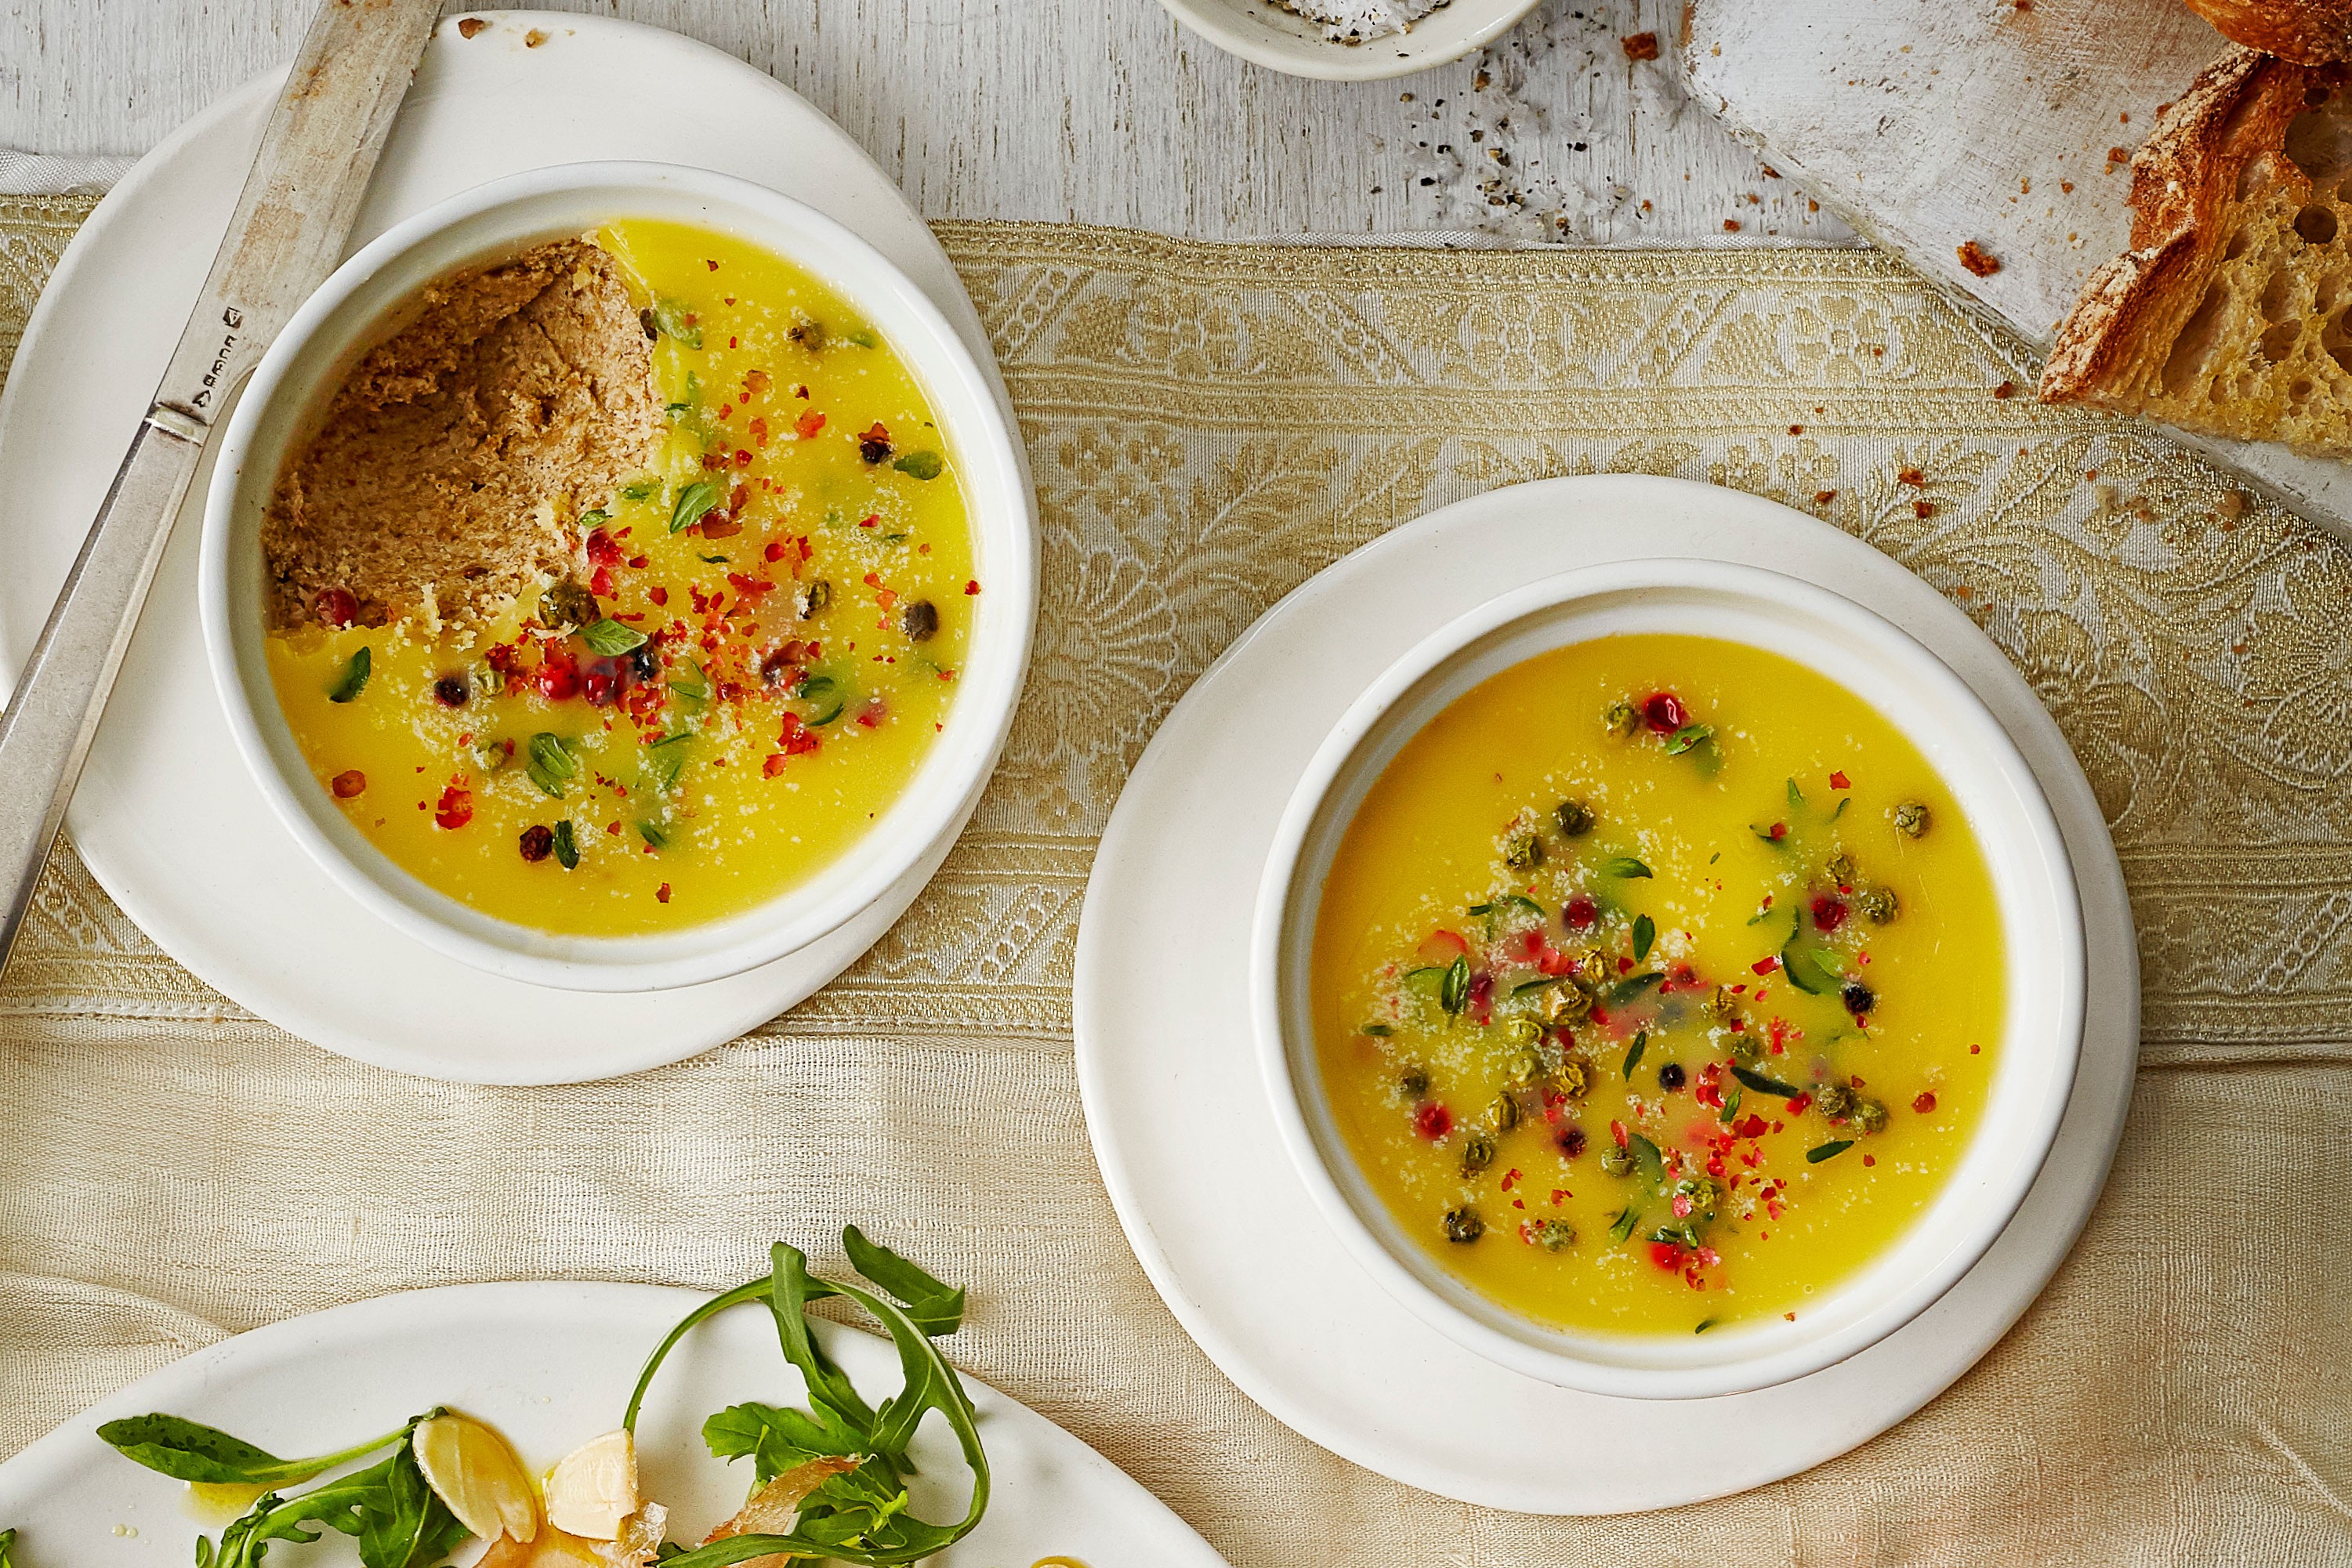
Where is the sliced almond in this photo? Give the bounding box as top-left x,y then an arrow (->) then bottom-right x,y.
412,1413 -> 539,1544
545,1429 -> 638,1541
473,1507 -> 665,1568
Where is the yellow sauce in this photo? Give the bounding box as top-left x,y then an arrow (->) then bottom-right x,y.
266,219 -> 975,936
1310,633 -> 2002,1334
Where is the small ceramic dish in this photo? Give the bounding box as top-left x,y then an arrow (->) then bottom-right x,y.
200,161 -> 1035,994
1155,0 -> 1543,81
1252,557 -> 2085,1400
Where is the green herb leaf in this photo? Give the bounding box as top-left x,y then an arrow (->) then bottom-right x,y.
1720,1088 -> 1742,1124
1402,966 -> 1444,1000
1694,1318 -> 1717,1334
1787,777 -> 1807,809
669,661 -> 712,701
651,297 -> 703,348
1632,913 -> 1655,962
1780,942 -> 1843,996
327,646 -> 371,703
845,327 -> 879,349
1731,1064 -> 1803,1098
1439,955 -> 1471,1016
1603,970 -> 1664,1008
1752,822 -> 1790,847
169,1416 -> 464,1568
1622,1030 -> 1647,1080
703,1400 -> 865,1483
580,617 -> 647,656
620,476 -> 659,501
96,1414 -> 405,1488
697,552 -> 730,564
1664,722 -> 1713,756
0,1526 -> 14,1568
1603,856 -> 1653,879
636,820 -> 669,849
891,451 -> 944,481
1627,1132 -> 1665,1188
642,730 -> 694,792
1807,1139 -> 1854,1164
526,733 -> 578,799
1362,1023 -> 1393,1037
844,1224 -> 967,1336
670,477 -> 723,534
1511,976 -> 1559,999
1607,1206 -> 1642,1244
551,820 -> 578,871
577,508 -> 611,530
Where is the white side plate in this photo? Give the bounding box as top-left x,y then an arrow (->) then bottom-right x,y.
1074,474 -> 2139,1512
0,12 -> 1031,1082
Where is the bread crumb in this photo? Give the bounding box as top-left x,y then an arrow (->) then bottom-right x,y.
456,16 -> 487,38
1915,500 -> 1937,518
1992,380 -> 2017,398
1957,240 -> 2002,277
1622,31 -> 1660,60
2216,487 -> 2249,519
1897,467 -> 1925,486
1723,218 -> 1742,232
1814,490 -> 1838,505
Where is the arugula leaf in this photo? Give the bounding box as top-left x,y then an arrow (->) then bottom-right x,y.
670,478 -> 723,534
580,618 -> 647,656
327,647 -> 370,704
1632,913 -> 1654,963
629,1235 -> 991,1567
1602,856 -> 1652,879
0,1526 -> 13,1567
97,1413 -> 404,1488
1622,1030 -> 1647,1080
1731,1064 -> 1803,1099
843,1226 -> 966,1336
175,1416 -> 462,1568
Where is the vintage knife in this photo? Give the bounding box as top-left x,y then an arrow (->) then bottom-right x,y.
0,0 -> 441,972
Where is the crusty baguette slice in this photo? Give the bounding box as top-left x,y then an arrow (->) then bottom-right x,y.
2181,0 -> 2352,66
2039,47 -> 2352,454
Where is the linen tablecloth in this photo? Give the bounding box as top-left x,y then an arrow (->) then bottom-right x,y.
2,195 -> 2349,1565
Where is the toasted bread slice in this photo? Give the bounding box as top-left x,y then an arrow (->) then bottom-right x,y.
2039,48 -> 2352,453
2182,0 -> 2352,66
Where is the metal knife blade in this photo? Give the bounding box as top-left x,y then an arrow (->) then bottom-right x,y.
0,0 -> 441,972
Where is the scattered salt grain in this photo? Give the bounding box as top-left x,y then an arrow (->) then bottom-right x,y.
1282,0 -> 1444,42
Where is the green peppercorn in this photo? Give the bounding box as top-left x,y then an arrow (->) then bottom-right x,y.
1499,1017 -> 1542,1048
1603,698 -> 1640,737
1814,1083 -> 1859,1120
1504,831 -> 1544,869
1460,1131 -> 1497,1177
1398,1066 -> 1430,1098
1600,1143 -> 1636,1177
1856,885 -> 1899,924
1893,800 -> 1931,838
1676,1176 -> 1722,1218
1491,1093 -> 1521,1133
1555,1059 -> 1591,1099
1506,1047 -> 1547,1085
1825,852 -> 1857,888
1546,983 -> 1593,1026
1531,1219 -> 1575,1251
1702,985 -> 1738,1020
1855,1099 -> 1890,1135
1443,1206 -> 1485,1244
1554,798 -> 1596,836
1729,1036 -> 1765,1066
540,578 -> 599,631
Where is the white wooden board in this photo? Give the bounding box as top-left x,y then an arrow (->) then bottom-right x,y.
1684,0 -> 2352,542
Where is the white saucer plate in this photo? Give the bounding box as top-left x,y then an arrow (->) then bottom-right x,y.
0,1280 -> 1227,1566
1073,474 -> 2139,1513
0,11 -> 1030,1084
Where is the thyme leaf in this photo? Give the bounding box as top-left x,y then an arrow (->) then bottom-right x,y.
1622,1030 -> 1647,1080
1807,1139 -> 1854,1164
1731,1064 -> 1803,1099
327,646 -> 371,704
1632,913 -> 1655,963
1602,856 -> 1653,879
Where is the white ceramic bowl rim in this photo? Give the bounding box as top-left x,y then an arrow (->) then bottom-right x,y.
1252,557 -> 2086,1400
199,161 -> 1035,993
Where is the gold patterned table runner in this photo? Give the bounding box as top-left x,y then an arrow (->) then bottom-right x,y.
3,197 -> 2350,1564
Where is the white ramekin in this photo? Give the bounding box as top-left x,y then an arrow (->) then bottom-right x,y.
201,162 -> 1035,993
1155,0 -> 1545,81
1252,558 -> 2084,1400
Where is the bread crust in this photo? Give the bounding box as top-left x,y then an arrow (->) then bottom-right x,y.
2182,0 -> 2352,66
2039,47 -> 2317,405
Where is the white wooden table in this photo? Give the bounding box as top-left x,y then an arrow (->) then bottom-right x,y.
0,0 -> 1850,244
